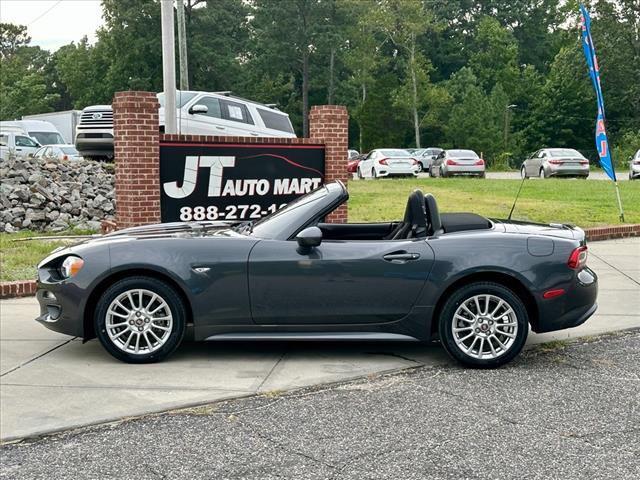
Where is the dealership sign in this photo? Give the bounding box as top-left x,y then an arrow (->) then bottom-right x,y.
159,142 -> 325,222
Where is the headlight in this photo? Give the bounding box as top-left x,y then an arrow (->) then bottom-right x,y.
60,256 -> 84,278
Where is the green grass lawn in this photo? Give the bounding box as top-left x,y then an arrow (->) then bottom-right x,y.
0,178 -> 638,282
348,177 -> 640,227
0,230 -> 94,282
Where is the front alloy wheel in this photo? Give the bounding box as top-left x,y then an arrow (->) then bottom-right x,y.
95,276 -> 186,363
439,282 -> 528,368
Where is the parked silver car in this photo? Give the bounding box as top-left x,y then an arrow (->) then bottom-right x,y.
416,147 -> 443,172
521,148 -> 589,179
33,144 -> 83,162
629,149 -> 640,181
430,149 -> 485,178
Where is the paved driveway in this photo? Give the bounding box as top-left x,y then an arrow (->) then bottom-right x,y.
1,237 -> 638,442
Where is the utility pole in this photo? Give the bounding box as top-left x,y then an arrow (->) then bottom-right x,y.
161,0 -> 177,134
176,0 -> 189,91
504,104 -> 517,151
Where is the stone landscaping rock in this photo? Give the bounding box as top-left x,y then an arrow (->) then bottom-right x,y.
0,156 -> 115,232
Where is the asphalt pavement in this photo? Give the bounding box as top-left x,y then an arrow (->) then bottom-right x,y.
1,329 -> 639,480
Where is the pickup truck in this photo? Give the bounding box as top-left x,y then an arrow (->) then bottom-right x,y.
0,132 -> 40,161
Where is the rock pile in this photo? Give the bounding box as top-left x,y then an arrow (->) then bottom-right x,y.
1,156 -> 115,232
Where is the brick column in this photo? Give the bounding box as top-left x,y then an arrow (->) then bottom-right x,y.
112,91 -> 161,228
309,105 -> 349,223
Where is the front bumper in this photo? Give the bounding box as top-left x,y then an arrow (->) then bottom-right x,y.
35,282 -> 85,337
534,267 -> 598,333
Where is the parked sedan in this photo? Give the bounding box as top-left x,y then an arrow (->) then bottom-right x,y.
430,149 -> 485,177
521,148 -> 589,179
629,150 -> 640,181
34,181 -> 598,368
33,144 -> 83,161
357,149 -> 419,178
347,153 -> 365,174
417,147 -> 443,172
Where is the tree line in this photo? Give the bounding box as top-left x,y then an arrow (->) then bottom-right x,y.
1,0 -> 638,166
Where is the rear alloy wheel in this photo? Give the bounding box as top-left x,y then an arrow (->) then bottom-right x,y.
440,167 -> 448,178
416,162 -> 423,173
520,165 -> 528,179
357,167 -> 363,179
95,276 -> 186,363
438,282 -> 528,368
540,168 -> 547,179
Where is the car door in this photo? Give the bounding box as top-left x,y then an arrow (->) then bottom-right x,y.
219,99 -> 261,137
248,238 -> 434,325
14,135 -> 39,158
184,95 -> 241,136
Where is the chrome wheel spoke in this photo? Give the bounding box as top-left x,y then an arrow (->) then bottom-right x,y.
105,288 -> 173,355
452,293 -> 518,360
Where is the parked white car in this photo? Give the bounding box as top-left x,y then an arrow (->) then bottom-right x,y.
75,91 -> 297,160
630,149 -> 640,181
430,149 -> 485,178
357,149 -> 420,179
0,131 -> 41,161
0,120 -> 65,146
33,144 -> 83,162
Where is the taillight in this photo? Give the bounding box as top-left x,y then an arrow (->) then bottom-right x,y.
379,158 -> 388,165
63,155 -> 68,161
446,159 -> 458,166
579,160 -> 588,165
475,159 -> 484,166
633,159 -> 640,165
411,158 -> 418,165
568,246 -> 588,269
548,159 -> 562,165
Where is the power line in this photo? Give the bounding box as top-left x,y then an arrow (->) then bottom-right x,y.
27,0 -> 63,26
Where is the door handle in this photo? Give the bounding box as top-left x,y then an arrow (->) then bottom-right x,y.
383,252 -> 420,263
216,126 -> 225,130
250,133 -> 259,136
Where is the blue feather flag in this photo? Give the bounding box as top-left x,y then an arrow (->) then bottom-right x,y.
579,4 -> 616,182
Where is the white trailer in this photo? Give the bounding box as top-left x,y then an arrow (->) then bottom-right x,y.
22,110 -> 82,144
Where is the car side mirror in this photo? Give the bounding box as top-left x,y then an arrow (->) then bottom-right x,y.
296,226 -> 322,250
189,104 -> 208,114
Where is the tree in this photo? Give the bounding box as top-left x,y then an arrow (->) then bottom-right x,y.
250,0 -> 330,137
0,24 -> 59,119
0,23 -> 30,58
372,0 -> 434,147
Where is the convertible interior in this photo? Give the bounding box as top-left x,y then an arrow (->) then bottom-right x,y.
318,189 -> 492,241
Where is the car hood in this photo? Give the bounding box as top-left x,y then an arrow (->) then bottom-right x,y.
493,219 -> 585,241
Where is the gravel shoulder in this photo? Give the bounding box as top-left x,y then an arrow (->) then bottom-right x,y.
2,329 -> 639,480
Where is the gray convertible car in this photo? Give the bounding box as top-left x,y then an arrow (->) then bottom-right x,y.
36,181 -> 598,368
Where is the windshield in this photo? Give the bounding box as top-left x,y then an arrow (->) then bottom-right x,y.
424,148 -> 442,156
548,149 -> 583,158
379,149 -> 411,157
29,132 -> 62,145
157,91 -> 198,109
250,186 -> 329,239
448,150 -> 479,158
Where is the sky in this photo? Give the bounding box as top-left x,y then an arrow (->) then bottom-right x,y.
0,0 -> 104,51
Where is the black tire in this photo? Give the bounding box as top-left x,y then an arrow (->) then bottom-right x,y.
520,165 -> 528,179
95,276 -> 186,363
539,167 -> 546,179
478,172 -> 486,179
357,167 -> 363,179
417,162 -> 424,173
438,282 -> 529,368
372,168 -> 377,179
440,167 -> 448,178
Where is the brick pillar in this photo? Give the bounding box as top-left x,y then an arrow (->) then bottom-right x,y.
309,105 -> 349,223
113,91 -> 161,228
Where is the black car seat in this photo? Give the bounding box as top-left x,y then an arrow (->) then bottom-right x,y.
385,190 -> 428,239
424,193 -> 443,235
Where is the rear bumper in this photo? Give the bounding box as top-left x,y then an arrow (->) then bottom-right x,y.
377,164 -> 419,177
533,267 -> 598,333
444,165 -> 485,175
546,166 -> 589,177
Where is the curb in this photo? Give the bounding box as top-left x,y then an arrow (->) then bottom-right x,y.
1,224 -> 638,300
0,280 -> 37,299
